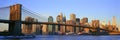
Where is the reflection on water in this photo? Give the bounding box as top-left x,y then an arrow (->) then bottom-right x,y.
0,35 -> 120,40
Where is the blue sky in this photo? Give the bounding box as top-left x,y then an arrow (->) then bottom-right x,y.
0,0 -> 120,31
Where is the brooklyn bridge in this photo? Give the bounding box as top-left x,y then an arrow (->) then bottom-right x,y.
0,4 -> 120,36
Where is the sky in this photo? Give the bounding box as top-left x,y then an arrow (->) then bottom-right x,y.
0,0 -> 120,31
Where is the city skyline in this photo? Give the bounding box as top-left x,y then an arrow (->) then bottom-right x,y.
0,8 -> 120,31
21,13 -> 119,35
0,0 -> 120,31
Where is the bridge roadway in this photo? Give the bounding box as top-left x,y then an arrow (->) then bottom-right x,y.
0,19 -> 119,32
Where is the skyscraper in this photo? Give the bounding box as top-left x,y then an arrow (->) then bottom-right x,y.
108,20 -> 111,25
92,20 -> 100,28
112,16 -> 118,31
22,16 -> 34,34
66,20 -> 74,32
112,16 -> 116,27
81,17 -> 89,33
35,24 -> 42,35
32,19 -> 38,34
60,12 -> 63,22
56,15 -> 60,32
42,24 -> 48,35
81,17 -> 88,24
48,16 -> 54,34
62,15 -> 66,33
107,20 -> 113,31
91,20 -> 100,32
56,13 -> 66,33
101,21 -> 106,29
63,15 -> 66,23
59,13 -> 64,32
70,13 -> 76,33
76,18 -> 80,33
70,13 -> 76,22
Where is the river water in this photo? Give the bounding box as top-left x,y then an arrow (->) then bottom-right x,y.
0,35 -> 120,40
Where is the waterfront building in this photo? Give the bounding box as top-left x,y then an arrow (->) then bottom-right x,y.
81,17 -> 89,33
48,16 -> 54,34
81,17 -> 88,24
62,15 -> 66,33
22,17 -> 34,34
91,20 -> 100,32
70,13 -> 76,33
56,15 -> 60,32
76,18 -> 80,33
66,20 -> 74,32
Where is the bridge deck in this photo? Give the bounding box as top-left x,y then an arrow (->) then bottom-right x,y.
0,19 -> 119,32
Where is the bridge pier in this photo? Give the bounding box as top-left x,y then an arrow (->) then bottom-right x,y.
9,4 -> 22,36
9,21 -> 22,35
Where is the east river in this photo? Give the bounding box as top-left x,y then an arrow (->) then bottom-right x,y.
0,35 -> 120,40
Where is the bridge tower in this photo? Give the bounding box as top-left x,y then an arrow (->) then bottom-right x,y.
9,4 -> 22,35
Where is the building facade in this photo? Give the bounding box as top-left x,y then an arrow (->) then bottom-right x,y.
48,16 -> 54,34
62,15 -> 66,33
70,13 -> 76,33
91,20 -> 100,32
22,17 -> 34,34
56,15 -> 60,32
81,17 -> 89,33
112,16 -> 118,31
66,20 -> 74,32
76,18 -> 80,33
81,17 -> 88,24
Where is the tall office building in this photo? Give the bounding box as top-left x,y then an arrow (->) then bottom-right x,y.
107,20 -> 113,31
35,24 -> 42,35
76,18 -> 80,25
70,13 -> 76,33
70,13 -> 76,22
62,15 -> 66,33
76,18 -> 80,33
56,15 -> 60,32
81,17 -> 89,33
112,16 -> 116,26
22,17 -> 34,34
63,15 -> 66,23
66,20 -> 74,32
56,13 -> 66,33
48,16 -> 54,33
42,24 -> 48,35
108,20 -> 111,25
91,20 -> 100,32
32,19 -> 38,34
112,16 -> 116,27
112,16 -> 118,31
57,15 -> 60,22
60,12 -> 63,22
92,20 -> 100,28
81,17 -> 88,24
101,21 -> 106,29
59,13 -> 64,32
